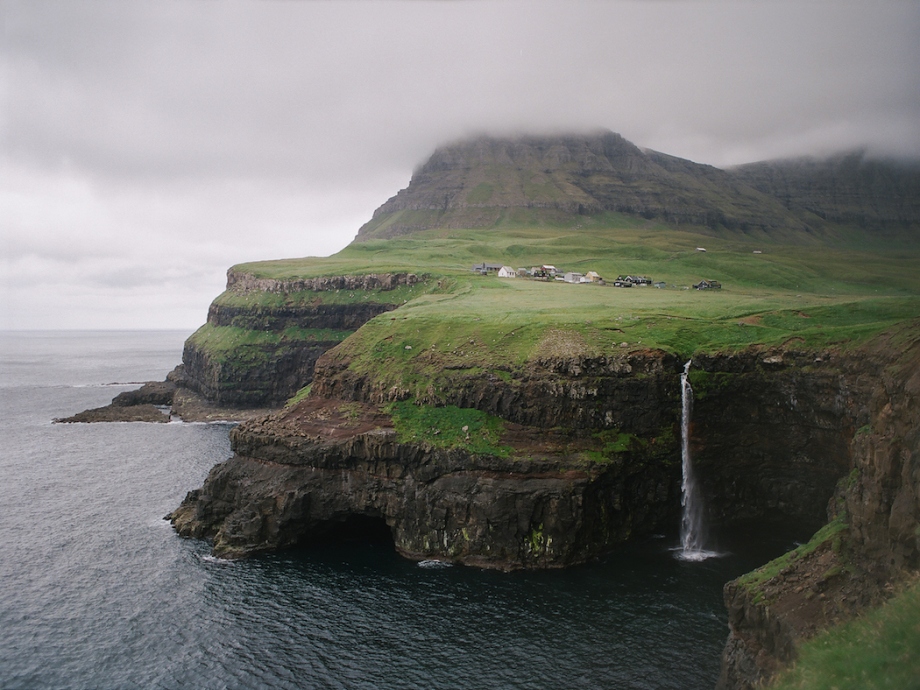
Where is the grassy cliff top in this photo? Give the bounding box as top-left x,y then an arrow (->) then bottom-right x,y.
224,222 -> 919,366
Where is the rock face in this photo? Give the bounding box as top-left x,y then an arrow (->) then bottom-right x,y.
178,271 -> 422,408
168,398 -> 678,568
312,345 -> 873,532
715,327 -> 920,689
357,132 -> 806,240
54,380 -> 176,423
168,343 -> 889,573
179,338 -> 337,408
732,151 -> 920,237
688,349 -> 875,528
225,269 -> 421,294
312,347 -> 682,432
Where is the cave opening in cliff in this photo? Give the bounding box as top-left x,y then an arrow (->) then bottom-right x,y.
300,514 -> 395,549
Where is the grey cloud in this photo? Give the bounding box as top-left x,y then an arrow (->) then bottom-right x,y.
2,0 -> 918,330
8,1 -> 917,180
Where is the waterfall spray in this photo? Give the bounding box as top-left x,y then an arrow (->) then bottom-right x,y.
678,360 -> 711,561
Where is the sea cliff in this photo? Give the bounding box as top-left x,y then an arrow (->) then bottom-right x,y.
716,325 -> 919,689
166,276 -> 920,686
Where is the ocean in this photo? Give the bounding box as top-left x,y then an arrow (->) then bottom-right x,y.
0,331 -> 799,689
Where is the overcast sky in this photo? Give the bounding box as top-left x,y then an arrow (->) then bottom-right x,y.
2,1 -> 918,331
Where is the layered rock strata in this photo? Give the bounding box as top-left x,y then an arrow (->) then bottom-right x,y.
179,272 -> 423,408
168,344 -> 883,572
168,398 -> 678,568
356,132 -> 806,240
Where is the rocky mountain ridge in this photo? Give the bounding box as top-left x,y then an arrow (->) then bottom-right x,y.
357,131 -> 920,243
733,150 -> 920,235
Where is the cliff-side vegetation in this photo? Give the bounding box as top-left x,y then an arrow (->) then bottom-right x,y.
385,399 -> 511,457
737,515 -> 850,601
187,323 -> 354,364
211,281 -> 427,309
767,577 -> 920,690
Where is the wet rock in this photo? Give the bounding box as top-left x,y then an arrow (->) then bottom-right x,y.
111,380 -> 176,407
55,403 -> 169,423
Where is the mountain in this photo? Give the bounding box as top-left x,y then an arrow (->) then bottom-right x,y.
731,150 -> 920,238
357,131 -> 920,244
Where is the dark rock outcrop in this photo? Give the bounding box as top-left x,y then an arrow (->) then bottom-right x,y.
53,372 -> 272,423
168,342 -> 892,572
55,402 -> 170,424
177,272 -> 424,408
54,380 -> 177,423
311,345 -> 873,532
179,338 -> 336,408
311,347 -> 682,432
168,398 -> 679,568
205,302 -> 398,332
110,380 -> 176,407
225,269 -> 421,294
688,349 -> 875,529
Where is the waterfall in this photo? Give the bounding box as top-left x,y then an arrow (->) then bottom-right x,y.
677,360 -> 713,561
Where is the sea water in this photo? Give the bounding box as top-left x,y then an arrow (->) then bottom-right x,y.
0,331 -> 802,689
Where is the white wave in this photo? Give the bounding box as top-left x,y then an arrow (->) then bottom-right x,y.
671,547 -> 725,562
417,559 -> 453,569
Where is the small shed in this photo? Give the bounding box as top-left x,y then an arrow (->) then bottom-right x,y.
584,271 -> 602,283
563,272 -> 584,284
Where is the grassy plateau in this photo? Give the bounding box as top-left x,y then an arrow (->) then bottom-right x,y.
227,222 -> 920,369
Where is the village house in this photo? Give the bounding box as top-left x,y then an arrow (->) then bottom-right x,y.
618,275 -> 651,285
584,271 -> 603,283
694,279 -> 722,290
471,262 -> 503,275
497,266 -> 516,278
563,272 -> 584,284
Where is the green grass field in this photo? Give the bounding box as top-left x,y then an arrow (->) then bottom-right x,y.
222,224 -> 919,377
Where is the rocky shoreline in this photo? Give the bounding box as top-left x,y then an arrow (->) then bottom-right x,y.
166,396 -> 677,567
54,368 -> 276,424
